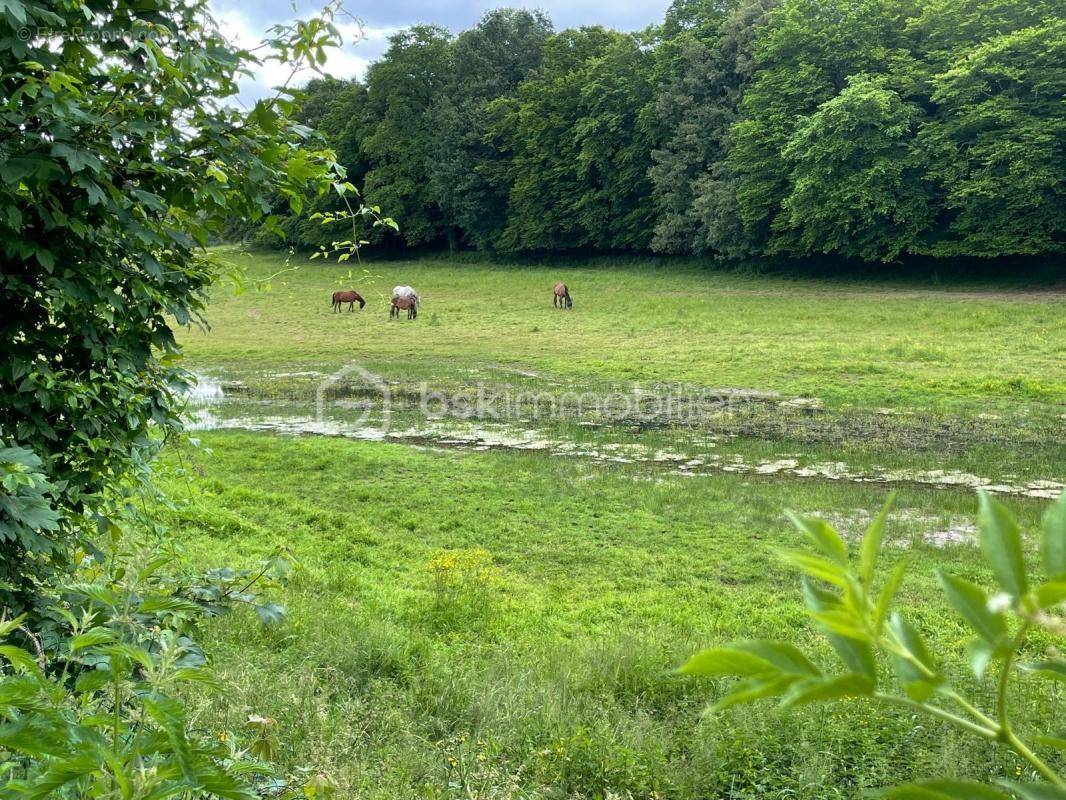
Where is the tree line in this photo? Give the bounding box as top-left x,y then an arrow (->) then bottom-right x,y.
259,0 -> 1066,263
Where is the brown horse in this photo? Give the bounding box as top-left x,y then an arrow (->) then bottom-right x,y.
332,290 -> 365,312
390,294 -> 418,320
553,283 -> 572,309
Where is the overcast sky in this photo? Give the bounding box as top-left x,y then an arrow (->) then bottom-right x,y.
209,0 -> 671,105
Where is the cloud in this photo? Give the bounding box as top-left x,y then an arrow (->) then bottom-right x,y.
210,4 -> 397,105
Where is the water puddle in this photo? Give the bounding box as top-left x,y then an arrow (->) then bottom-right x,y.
182,373 -> 1063,501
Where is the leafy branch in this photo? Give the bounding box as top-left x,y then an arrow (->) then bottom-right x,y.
680,491 -> 1066,799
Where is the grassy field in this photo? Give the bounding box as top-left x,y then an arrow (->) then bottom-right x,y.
181,248 -> 1066,417
164,248 -> 1066,798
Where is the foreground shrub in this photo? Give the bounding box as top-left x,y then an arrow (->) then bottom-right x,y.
0,529 -> 331,798
682,490 -> 1066,797
1,0 -> 390,793
0,0 -> 382,616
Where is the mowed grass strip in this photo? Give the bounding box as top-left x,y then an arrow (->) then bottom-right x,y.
164,432 -> 1057,799
177,248 -> 1066,415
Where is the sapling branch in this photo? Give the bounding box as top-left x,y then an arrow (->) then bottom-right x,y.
873,692 -> 997,739
687,492 -> 1066,793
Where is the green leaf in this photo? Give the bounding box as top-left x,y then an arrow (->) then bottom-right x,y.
809,609 -> 872,641
938,572 -> 1006,644
192,766 -> 258,800
1021,660 -> 1066,682
172,667 -> 224,692
999,782 -> 1066,800
803,577 -> 878,680
17,753 -> 104,798
0,645 -> 38,673
137,595 -> 205,615
253,602 -> 285,625
74,668 -> 112,695
875,561 -> 908,631
1034,734 -> 1066,751
732,641 -> 821,677
709,675 -> 800,712
144,692 -> 196,782
1035,581 -> 1066,608
0,0 -> 29,25
780,550 -> 849,587
1041,493 -> 1066,578
70,627 -> 116,651
860,493 -> 895,586
967,638 -> 994,680
880,780 -> 1011,799
678,648 -> 781,679
978,491 -> 1027,599
889,612 -> 939,689
788,512 -> 848,564
779,672 -> 875,707
99,642 -> 154,671
0,615 -> 27,639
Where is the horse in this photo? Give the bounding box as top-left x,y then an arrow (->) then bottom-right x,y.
553,282 -> 572,309
392,285 -> 420,307
390,294 -> 418,320
331,290 -> 365,312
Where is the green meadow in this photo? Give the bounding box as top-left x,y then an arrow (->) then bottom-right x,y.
183,249 -> 1064,417
166,248 -> 1066,798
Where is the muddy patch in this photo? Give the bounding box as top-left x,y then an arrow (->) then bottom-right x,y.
809,509 -> 978,549
182,373 -> 1064,500
186,410 -> 1063,500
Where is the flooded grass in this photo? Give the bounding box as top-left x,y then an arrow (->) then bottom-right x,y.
184,369 -> 1064,499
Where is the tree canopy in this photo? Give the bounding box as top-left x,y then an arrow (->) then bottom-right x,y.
264,0 -> 1065,262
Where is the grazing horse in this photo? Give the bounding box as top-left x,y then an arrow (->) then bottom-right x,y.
392,285 -> 420,307
391,294 -> 418,320
331,290 -> 365,312
553,283 -> 572,309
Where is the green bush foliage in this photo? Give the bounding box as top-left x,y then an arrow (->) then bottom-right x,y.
0,528 -> 316,798
0,0 -> 378,793
682,491 -> 1066,796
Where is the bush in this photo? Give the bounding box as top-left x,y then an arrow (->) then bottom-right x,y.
682,490 -> 1066,797
0,527 -> 328,798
